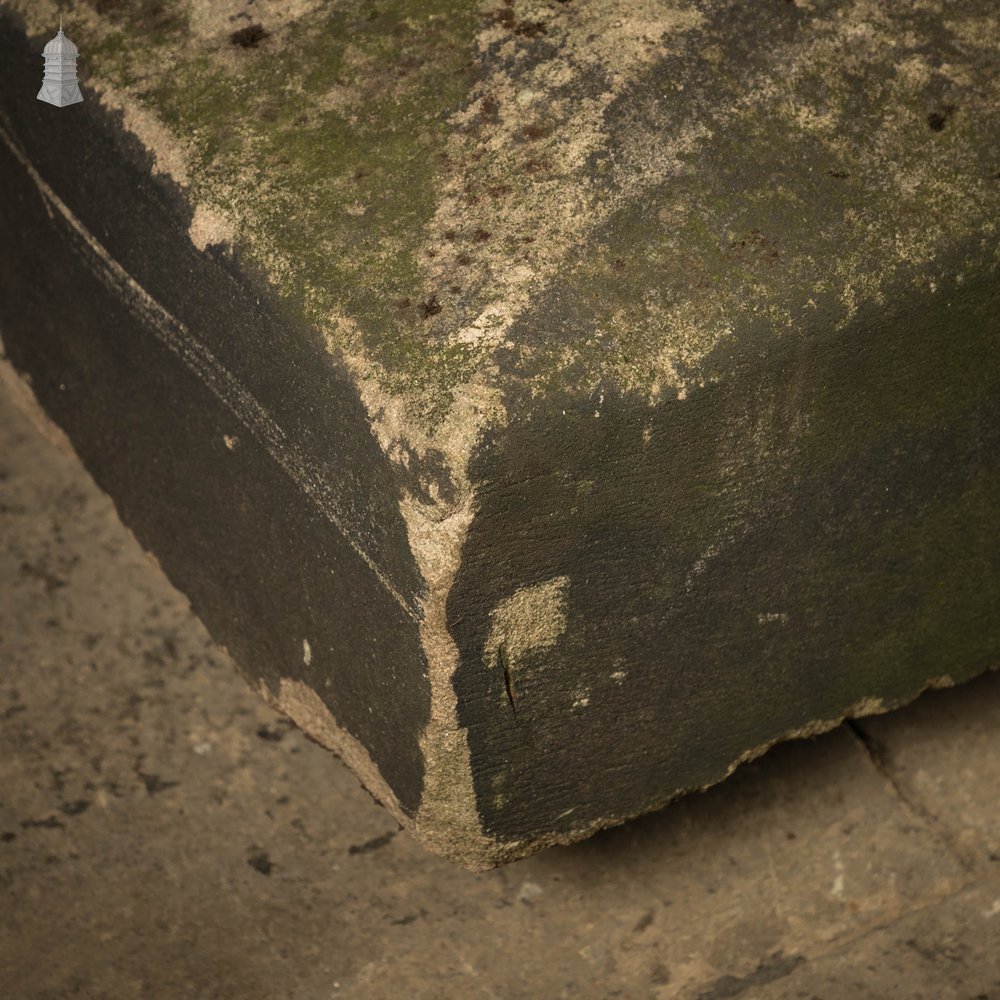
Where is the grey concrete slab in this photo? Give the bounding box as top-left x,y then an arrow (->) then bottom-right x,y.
755,875 -> 1000,1000
1,381 -> 998,998
852,675 -> 1000,869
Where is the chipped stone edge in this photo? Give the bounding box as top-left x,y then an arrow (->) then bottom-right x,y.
477,672 -> 989,868
0,336 -> 76,460
259,677 -> 410,829
0,346 -> 418,844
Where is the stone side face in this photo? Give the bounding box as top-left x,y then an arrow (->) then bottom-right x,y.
451,260 -> 1000,852
0,21 -> 431,821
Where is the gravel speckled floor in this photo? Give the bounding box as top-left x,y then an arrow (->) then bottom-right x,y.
1,382 -> 998,1000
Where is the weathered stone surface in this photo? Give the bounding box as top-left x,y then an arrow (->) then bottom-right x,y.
0,0 -> 997,867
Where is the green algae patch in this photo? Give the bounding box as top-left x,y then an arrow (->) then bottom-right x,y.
166,4 -> 480,406
58,0 -> 484,427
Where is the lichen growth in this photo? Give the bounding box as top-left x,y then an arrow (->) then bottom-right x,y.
8,0 -> 998,427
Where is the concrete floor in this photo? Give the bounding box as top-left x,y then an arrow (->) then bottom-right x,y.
0,381 -> 998,1000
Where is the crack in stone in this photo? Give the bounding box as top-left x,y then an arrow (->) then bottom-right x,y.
845,719 -> 976,874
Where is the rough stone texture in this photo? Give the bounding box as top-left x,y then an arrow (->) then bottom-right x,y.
2,386 -> 1000,998
0,0 -> 998,866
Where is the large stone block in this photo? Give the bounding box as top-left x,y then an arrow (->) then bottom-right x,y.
0,1 -> 997,867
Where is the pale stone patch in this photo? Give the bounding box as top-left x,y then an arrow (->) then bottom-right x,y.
758,612 -> 790,626
517,880 -> 544,903
260,677 -> 407,827
423,2 -> 707,375
485,575 -> 571,675
189,203 -> 235,251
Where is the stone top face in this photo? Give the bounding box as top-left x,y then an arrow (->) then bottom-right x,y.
11,0 -> 1000,442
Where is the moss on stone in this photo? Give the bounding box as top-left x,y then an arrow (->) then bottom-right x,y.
57,0 -> 483,427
